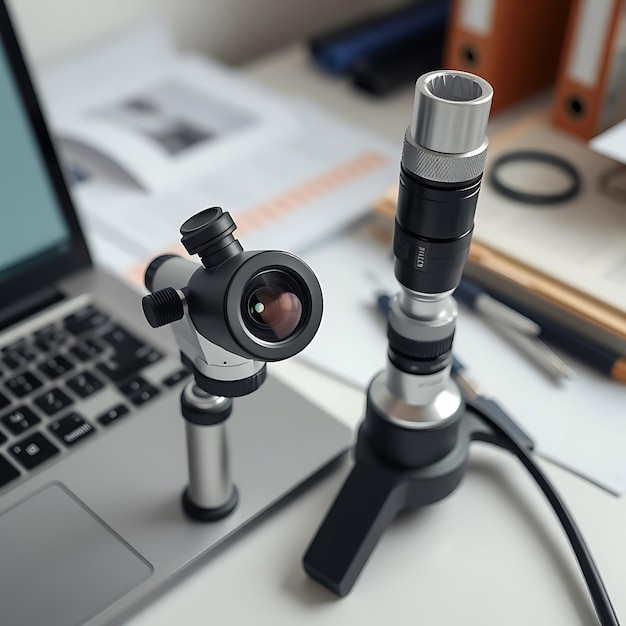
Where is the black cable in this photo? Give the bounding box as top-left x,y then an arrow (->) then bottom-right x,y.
489,150 -> 582,205
514,446 -> 619,626
473,401 -> 620,626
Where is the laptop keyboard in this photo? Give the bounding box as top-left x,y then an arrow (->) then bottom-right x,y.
0,302 -> 190,492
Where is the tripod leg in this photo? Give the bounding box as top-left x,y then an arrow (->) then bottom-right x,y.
303,458 -> 405,597
303,409 -> 473,596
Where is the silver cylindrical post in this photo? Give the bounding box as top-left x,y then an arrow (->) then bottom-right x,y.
185,420 -> 232,509
180,381 -> 238,520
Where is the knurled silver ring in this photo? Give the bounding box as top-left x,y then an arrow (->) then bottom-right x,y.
402,128 -> 488,183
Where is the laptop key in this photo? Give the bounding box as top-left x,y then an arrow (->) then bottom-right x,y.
119,375 -> 148,396
10,432 -> 59,470
130,385 -> 160,406
0,430 -> 6,446
70,338 -> 103,362
49,413 -> 95,447
0,454 -> 20,489
1,345 -> 37,372
0,391 -> 9,411
5,371 -> 43,398
118,375 -> 160,406
1,406 -> 41,436
34,387 -> 73,416
66,371 -> 104,398
35,334 -> 67,353
6,340 -> 37,361
34,325 -> 68,352
64,305 -> 110,336
39,354 -> 74,380
34,323 -> 58,338
97,344 -> 162,383
2,352 -> 22,370
100,325 -> 145,352
97,403 -> 130,426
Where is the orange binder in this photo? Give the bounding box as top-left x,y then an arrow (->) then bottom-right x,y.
444,0 -> 572,114
552,0 -> 626,140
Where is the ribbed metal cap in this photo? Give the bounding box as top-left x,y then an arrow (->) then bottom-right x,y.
410,70 -> 493,154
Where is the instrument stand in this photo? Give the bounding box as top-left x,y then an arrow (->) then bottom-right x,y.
168,363 -> 351,531
303,369 -> 534,597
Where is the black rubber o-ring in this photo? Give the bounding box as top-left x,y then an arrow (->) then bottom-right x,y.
489,150 -> 581,205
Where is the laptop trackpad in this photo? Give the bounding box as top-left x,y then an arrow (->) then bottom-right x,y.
0,483 -> 152,626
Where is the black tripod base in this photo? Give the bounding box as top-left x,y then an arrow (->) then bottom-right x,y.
182,486 -> 239,522
302,420 -> 471,595
303,393 -> 533,596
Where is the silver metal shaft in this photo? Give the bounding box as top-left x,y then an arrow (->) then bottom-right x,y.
185,419 -> 233,510
182,383 -> 235,510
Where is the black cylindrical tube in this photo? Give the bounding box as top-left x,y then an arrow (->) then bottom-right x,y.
393,220 -> 474,294
396,168 -> 482,239
393,71 -> 493,295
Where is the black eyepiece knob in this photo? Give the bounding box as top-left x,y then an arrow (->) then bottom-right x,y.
142,287 -> 185,328
180,207 -> 243,268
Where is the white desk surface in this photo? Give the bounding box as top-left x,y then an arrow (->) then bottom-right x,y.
126,46 -> 626,626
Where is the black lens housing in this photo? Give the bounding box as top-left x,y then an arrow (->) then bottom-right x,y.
393,167 -> 482,294
186,250 -> 323,362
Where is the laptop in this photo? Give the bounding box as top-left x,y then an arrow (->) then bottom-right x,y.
0,4 -> 351,625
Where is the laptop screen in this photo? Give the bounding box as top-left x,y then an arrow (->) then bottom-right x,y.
0,2 -> 90,315
0,45 -> 71,284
